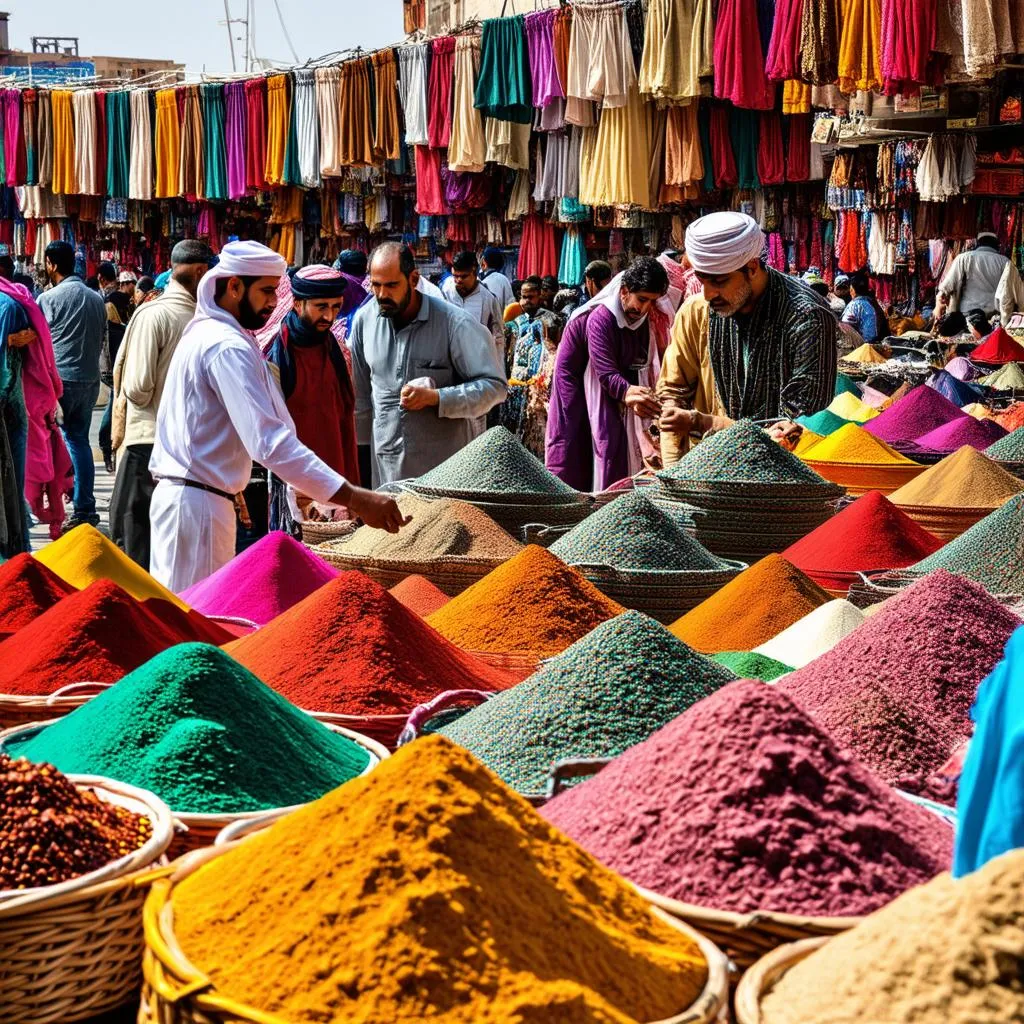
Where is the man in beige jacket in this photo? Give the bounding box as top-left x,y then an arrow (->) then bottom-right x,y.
108,240 -> 213,567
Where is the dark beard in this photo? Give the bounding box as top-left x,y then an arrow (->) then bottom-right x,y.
237,293 -> 272,330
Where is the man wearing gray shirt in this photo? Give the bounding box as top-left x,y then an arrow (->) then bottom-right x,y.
351,243 -> 507,486
38,240 -> 107,530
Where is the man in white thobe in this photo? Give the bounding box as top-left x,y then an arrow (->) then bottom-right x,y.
149,241 -> 406,591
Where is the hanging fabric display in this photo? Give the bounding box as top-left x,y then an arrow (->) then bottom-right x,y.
525,9 -> 564,112
879,0 -> 939,94
837,0 -> 882,94
283,75 -> 303,187
578,83 -> 650,207
427,36 -> 456,149
315,67 -> 342,177
264,75 -> 289,187
21,88 -> 37,185
730,108 -> 761,189
559,225 -> 587,285
766,0 -> 805,79
201,83 -> 228,200
782,78 -> 812,113
36,90 -> 53,189
553,6 -> 592,127
104,91 -> 129,198
786,114 -> 812,181
484,116 -> 531,170
519,212 -> 558,277
663,103 -> 704,198
757,111 -> 785,185
800,0 -> 841,85
397,44 -> 430,147
449,37 -> 487,173
94,91 -> 107,195
414,145 -> 446,215
244,78 -> 268,191
639,0 -> 703,102
179,84 -> 205,200
72,90 -> 100,196
715,0 -> 775,109
154,88 -> 179,199
291,69 -> 320,188
128,89 -> 152,200
224,81 -> 247,199
338,60 -> 373,167
3,89 -> 22,187
567,1 -> 636,108
476,15 -> 533,123
371,50 -> 401,163
709,104 -> 738,189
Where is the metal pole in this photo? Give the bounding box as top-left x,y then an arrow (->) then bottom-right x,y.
222,0 -> 237,72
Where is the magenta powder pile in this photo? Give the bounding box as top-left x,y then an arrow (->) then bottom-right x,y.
780,570 -> 1020,800
180,531 -> 338,627
909,415 -> 1007,455
543,680 -> 952,917
862,385 -> 966,445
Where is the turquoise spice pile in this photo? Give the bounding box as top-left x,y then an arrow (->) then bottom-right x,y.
439,611 -> 736,796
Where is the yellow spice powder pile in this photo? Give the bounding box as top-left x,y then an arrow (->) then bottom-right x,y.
761,848 -> 1024,1024
171,735 -> 708,1024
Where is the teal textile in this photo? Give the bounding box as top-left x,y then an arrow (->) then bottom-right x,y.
558,227 -> 586,287
698,103 -> 715,193
105,91 -> 130,198
474,16 -> 533,124
730,109 -> 761,190
283,76 -> 302,187
201,84 -> 228,200
954,626 -> 1024,877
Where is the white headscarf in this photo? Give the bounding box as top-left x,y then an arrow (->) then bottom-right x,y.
190,240 -> 288,337
684,212 -> 766,276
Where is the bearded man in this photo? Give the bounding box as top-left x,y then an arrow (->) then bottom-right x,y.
149,241 -> 406,591
350,242 -> 506,486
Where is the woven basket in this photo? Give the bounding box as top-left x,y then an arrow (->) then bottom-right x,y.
991,457 -> 1024,480
0,720 -> 389,857
800,460 -> 925,496
305,708 -> 411,750
889,502 -> 1000,541
138,843 -> 730,1024
0,681 -> 111,730
314,549 -> 508,597
0,775 -> 175,1024
734,936 -> 827,1024
640,889 -> 860,973
299,518 -> 358,546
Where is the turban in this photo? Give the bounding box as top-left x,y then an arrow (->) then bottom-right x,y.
333,249 -> 368,277
684,212 -> 765,276
192,240 -> 287,335
290,265 -> 352,300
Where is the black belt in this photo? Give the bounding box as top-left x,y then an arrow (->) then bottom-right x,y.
159,476 -> 235,502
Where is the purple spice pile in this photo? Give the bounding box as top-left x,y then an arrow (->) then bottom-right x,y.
863,385 -> 966,445
780,570 -> 1020,800
543,680 -> 952,917
909,416 -> 1007,455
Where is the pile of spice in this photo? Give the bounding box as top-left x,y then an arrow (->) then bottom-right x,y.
543,680 -> 951,917
35,523 -> 188,608
908,415 -> 1007,455
550,490 -> 731,572
781,490 -> 943,590
754,599 -> 866,668
845,343 -> 887,364
943,355 -> 980,381
970,325 -> 1024,364
962,402 -> 997,419
7,644 -> 372,814
800,423 -> 919,465
0,580 -> 232,695
827,392 -> 879,422
226,572 -> 516,715
328,494 -> 523,562
911,494 -> 1024,594
980,361 -> 1024,390
760,849 -> 1024,1024
928,369 -> 985,408
0,553 -> 75,635
669,555 -> 830,654
170,736 -> 709,1024
863,384 -> 965,445
389,575 -> 451,617
710,650 -> 792,681
986,426 -> 1024,463
426,546 -> 623,655
780,570 -> 1021,798
439,611 -> 735,796
0,753 -> 153,890
997,402 -> 1024,432
833,373 -> 860,397
792,428 -> 823,455
180,532 -> 338,626
796,409 -> 849,436
889,446 -> 1022,509
413,425 -> 583,500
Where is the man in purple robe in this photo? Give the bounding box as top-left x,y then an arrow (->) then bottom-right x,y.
546,257 -> 669,491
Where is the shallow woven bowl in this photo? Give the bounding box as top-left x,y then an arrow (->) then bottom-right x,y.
734,936 -> 828,1023
800,461 -> 926,496
0,775 -> 175,1024
137,840 -> 730,1024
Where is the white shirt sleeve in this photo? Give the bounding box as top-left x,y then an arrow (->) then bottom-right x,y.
205,345 -> 346,503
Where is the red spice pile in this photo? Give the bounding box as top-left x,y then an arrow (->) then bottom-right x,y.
0,579 -> 233,695
389,575 -> 451,618
225,572 -> 518,715
782,491 -> 943,591
0,554 -> 75,635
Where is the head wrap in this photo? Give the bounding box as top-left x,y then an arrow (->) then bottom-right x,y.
834,274 -> 850,286
684,212 -> 765,276
192,240 -> 287,337
333,249 -> 368,277
290,265 -> 352,300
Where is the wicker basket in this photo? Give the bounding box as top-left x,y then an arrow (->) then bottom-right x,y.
0,775 -> 175,1024
138,843 -> 730,1024
888,502 -> 1000,541
314,549 -> 509,597
734,936 -> 827,1024
0,681 -> 111,730
299,518 -> 359,546
305,708 -> 411,750
639,889 -> 859,973
800,460 -> 926,497
0,720 -> 390,857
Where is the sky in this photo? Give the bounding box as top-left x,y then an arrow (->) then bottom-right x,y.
5,1 -> 404,75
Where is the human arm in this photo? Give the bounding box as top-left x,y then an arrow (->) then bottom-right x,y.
484,289 -> 505,351
587,308 -> 635,402
120,310 -> 161,408
435,315 -> 507,420
996,262 -> 1024,325
779,306 -> 839,419
350,317 -> 374,446
935,256 -> 965,314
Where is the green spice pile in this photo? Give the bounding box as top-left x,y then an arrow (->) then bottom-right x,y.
6,643 -> 372,814
0,754 -> 153,889
328,494 -> 523,562
711,650 -> 792,681
911,494 -> 1024,594
796,409 -> 850,436
550,490 -> 730,572
660,419 -> 830,487
439,611 -> 736,796
986,426 -> 1024,462
414,426 -> 582,499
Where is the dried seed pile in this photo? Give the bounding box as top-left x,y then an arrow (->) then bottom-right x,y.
710,650 -> 792,681
986,426 -> 1024,462
888,446 -> 1022,509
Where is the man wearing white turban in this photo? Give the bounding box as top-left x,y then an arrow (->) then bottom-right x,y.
149,241 -> 407,591
656,212 -> 838,462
